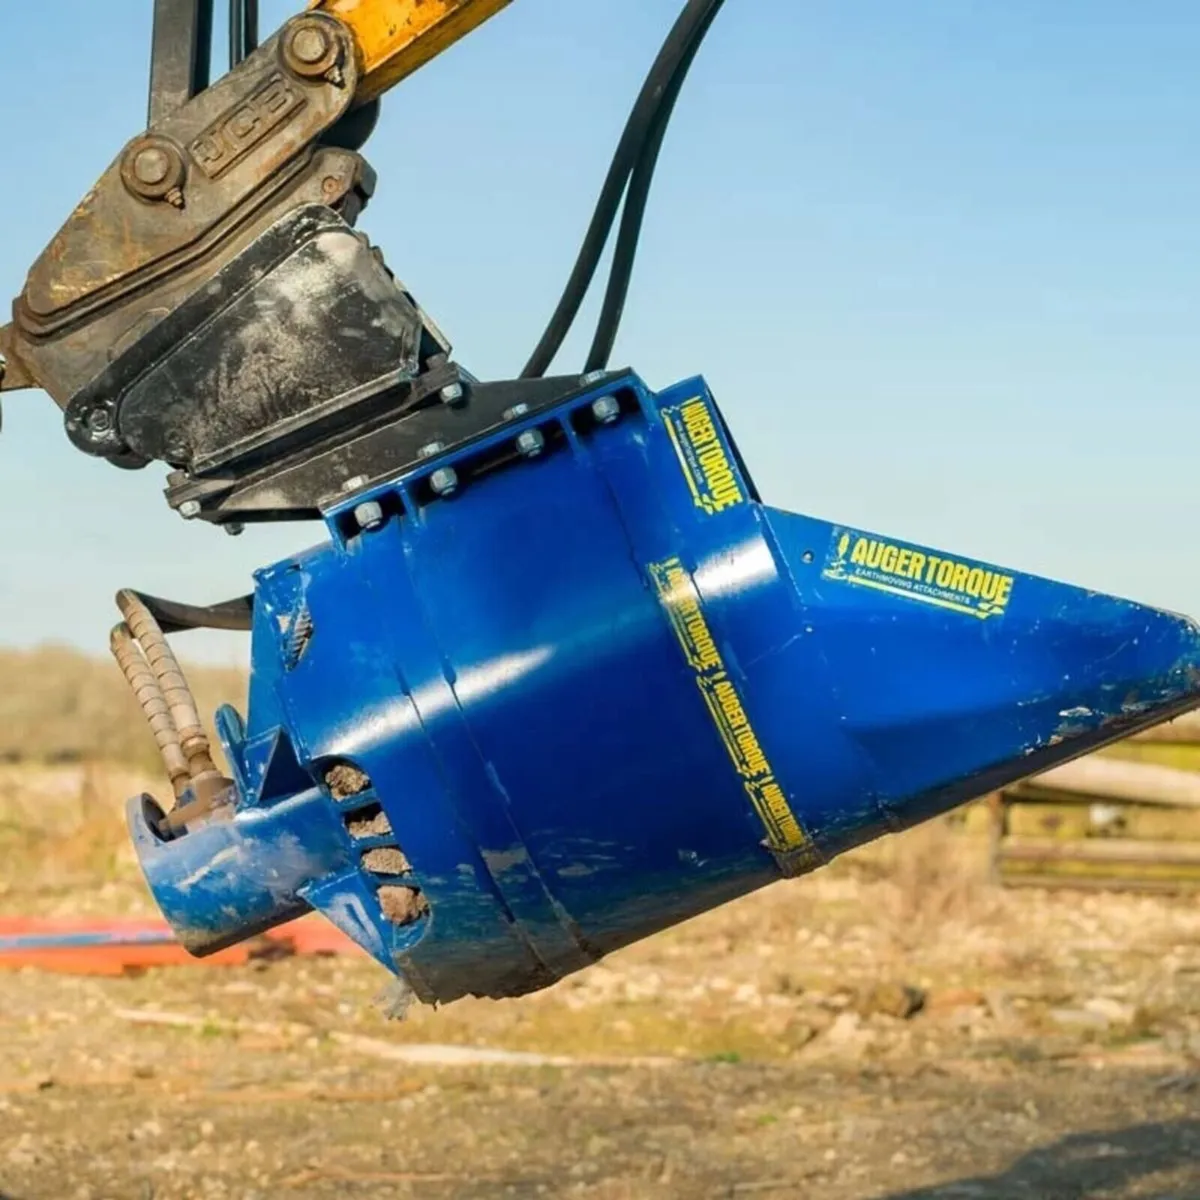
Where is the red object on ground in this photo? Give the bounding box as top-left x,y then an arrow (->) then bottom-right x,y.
0,914 -> 363,976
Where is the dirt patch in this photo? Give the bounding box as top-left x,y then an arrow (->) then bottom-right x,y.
856,981 -> 926,1020
347,809 -> 393,839
363,848 -> 413,877
378,885 -> 429,925
324,764 -> 370,801
2,771 -> 1200,1197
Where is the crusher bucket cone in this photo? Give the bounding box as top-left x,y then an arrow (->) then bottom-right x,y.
128,372 -> 1200,1005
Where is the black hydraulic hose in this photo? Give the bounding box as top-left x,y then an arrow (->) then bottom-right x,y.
131,590 -> 255,634
584,0 -> 725,374
521,0 -> 728,379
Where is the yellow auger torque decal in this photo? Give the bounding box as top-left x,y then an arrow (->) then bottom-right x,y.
649,556 -> 813,860
662,397 -> 746,517
823,529 -> 1015,620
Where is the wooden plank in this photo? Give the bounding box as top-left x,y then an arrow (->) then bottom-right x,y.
1130,710 -> 1200,744
997,836 -> 1200,891
1000,836 -> 1200,865
1012,756 -> 1200,810
1004,798 -> 1200,840
996,871 -> 1198,894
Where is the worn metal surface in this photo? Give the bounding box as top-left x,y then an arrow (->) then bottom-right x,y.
3,14 -> 365,422
23,16 -> 357,334
162,372 -> 600,525
3,2 -> 521,527
311,0 -> 514,103
127,371 -> 1200,1006
62,205 -> 443,483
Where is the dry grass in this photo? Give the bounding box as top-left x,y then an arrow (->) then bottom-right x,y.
0,763 -> 157,904
826,815 -> 1004,955
0,645 -> 245,771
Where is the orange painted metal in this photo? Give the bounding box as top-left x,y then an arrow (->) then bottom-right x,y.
0,915 -> 363,977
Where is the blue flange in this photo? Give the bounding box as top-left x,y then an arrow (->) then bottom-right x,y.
129,371 -> 1200,1005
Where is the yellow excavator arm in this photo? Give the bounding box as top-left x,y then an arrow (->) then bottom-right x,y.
309,0 -> 514,104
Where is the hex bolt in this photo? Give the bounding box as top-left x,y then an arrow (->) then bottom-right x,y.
581,370 -> 607,386
429,467 -> 459,497
503,403 -> 530,421
342,474 -> 368,493
224,523 -> 246,538
283,19 -> 339,79
133,146 -> 171,186
87,409 -> 113,436
516,429 -> 545,459
592,396 -> 621,425
290,25 -> 330,65
122,137 -> 186,203
354,501 -> 385,532
179,500 -> 202,520
419,441 -> 446,460
439,382 -> 465,406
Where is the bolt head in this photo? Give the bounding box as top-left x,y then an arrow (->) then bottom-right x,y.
133,147 -> 171,186
429,467 -> 459,497
122,138 -> 185,202
503,403 -> 531,421
284,20 -> 339,77
439,382 -> 465,406
290,25 -> 330,64
179,500 -> 202,520
354,500 -> 385,532
592,396 -> 621,425
516,429 -> 545,459
581,370 -> 608,387
341,474 -> 369,493
419,441 -> 446,460
224,522 -> 246,538
87,409 -> 113,435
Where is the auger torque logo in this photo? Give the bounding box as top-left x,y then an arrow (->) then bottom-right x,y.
662,397 -> 746,517
823,529 -> 1015,620
649,556 -> 816,865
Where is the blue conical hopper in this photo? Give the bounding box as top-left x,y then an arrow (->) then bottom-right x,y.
128,372 -> 1200,1005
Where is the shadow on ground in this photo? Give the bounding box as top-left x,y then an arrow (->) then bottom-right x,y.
881,1119 -> 1200,1199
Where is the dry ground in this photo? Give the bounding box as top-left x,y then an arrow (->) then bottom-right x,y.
0,765 -> 1198,1200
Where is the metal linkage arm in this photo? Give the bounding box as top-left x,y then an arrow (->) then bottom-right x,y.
310,0 -> 513,105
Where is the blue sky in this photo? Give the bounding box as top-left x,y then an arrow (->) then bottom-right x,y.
2,1 -> 1200,664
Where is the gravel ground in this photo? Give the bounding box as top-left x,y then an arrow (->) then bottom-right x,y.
0,770 -> 1198,1198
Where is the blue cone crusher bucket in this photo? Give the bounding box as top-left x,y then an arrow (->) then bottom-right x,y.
129,371 -> 1200,1006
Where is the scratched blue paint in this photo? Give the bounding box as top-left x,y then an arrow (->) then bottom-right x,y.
128,372 -> 1200,1005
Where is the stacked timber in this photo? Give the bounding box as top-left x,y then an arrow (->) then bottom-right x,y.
990,712 -> 1200,892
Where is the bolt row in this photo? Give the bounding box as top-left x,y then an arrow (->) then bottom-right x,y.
348,396 -> 623,532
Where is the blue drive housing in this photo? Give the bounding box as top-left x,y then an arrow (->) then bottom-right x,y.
129,372 -> 1200,1005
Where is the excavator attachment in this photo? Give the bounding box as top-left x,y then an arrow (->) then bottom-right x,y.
4,0 -> 1194,1007
126,373 -> 1200,1006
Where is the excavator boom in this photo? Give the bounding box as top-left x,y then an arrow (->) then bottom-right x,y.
310,0 -> 513,103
